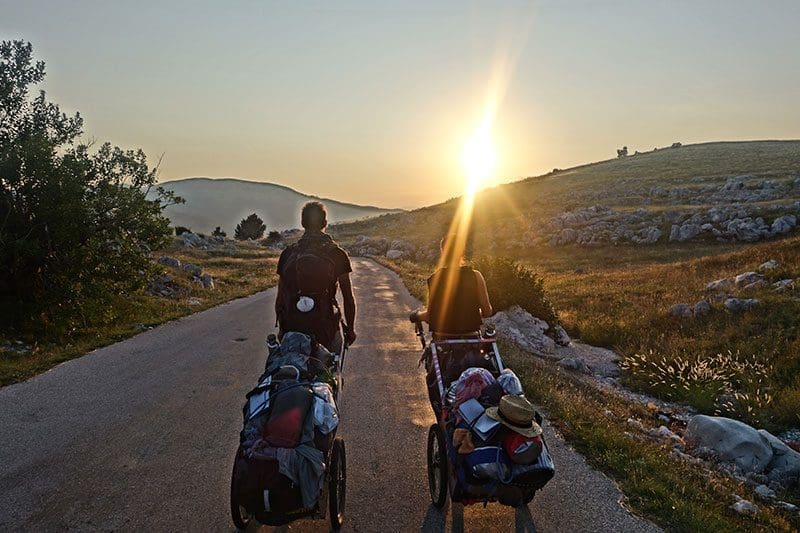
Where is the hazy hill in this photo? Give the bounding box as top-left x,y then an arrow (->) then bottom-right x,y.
152,178 -> 401,234
335,140 -> 800,259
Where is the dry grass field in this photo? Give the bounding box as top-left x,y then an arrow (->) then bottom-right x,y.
0,241 -> 278,386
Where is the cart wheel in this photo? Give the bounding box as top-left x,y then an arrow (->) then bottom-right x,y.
329,437 -> 346,531
427,424 -> 448,508
230,447 -> 252,530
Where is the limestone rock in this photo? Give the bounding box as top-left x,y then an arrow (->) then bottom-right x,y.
724,298 -> 760,312
693,300 -> 711,317
730,498 -> 759,516
553,325 -> 571,346
754,484 -> 776,500
685,415 -> 773,473
758,429 -> 800,485
743,279 -> 768,291
758,259 -> 781,271
669,303 -> 693,317
771,214 -> 797,234
485,305 -> 555,356
157,256 -> 181,269
734,272 -> 766,288
558,357 -> 591,374
705,278 -> 734,292
772,279 -> 795,292
182,263 -> 203,278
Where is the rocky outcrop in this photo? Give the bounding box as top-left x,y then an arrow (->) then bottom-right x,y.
669,303 -> 693,317
157,256 -> 181,269
724,298 -> 760,312
486,305 -> 556,356
486,306 -> 619,379
177,232 -> 239,252
684,415 -> 800,493
685,415 -> 773,473
542,174 -> 800,247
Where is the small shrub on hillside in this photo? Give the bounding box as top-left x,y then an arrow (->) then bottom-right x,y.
175,226 -> 192,236
265,230 -> 282,245
211,226 -> 226,237
234,213 -> 266,240
471,256 -> 558,326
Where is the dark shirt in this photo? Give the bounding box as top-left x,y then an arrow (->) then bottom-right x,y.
277,231 -> 352,301
427,266 -> 483,334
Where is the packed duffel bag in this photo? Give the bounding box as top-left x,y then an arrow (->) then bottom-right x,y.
509,439 -> 556,490
231,449 -> 312,526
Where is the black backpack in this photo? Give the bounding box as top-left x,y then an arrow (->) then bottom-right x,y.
278,240 -> 337,333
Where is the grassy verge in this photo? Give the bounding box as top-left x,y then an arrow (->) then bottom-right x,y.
375,254 -> 799,531
538,236 -> 800,431
0,241 -> 278,386
505,342 -> 799,532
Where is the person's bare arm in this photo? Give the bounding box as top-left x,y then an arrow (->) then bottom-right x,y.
339,273 -> 357,344
475,270 -> 493,317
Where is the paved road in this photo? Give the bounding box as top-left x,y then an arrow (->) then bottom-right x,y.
0,258 -> 660,532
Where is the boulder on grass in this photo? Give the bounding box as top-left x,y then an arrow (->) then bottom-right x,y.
693,300 -> 711,317
705,278 -> 734,292
734,272 -> 766,288
724,298 -> 760,312
685,415 -> 773,473
157,256 -> 181,269
758,430 -> 800,486
669,303 -> 693,317
485,305 -> 555,356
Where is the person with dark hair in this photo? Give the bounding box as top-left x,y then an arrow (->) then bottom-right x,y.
275,202 -> 356,352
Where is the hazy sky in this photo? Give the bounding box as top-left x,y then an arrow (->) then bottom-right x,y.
3,1 -> 799,208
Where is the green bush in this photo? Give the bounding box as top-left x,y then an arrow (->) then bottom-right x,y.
234,213 -> 266,240
0,40 -> 182,332
175,226 -> 192,236
470,255 -> 558,326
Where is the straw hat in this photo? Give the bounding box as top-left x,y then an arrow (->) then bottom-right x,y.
485,395 -> 543,438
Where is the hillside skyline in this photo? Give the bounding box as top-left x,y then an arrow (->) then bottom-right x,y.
4,0 -> 800,207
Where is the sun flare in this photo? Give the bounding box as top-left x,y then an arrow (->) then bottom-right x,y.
462,120 -> 496,197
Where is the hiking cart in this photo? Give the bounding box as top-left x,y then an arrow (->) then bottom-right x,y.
230,328 -> 348,531
413,319 -> 554,509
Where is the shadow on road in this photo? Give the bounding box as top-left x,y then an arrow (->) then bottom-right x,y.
420,502 -> 537,533
514,505 -> 537,532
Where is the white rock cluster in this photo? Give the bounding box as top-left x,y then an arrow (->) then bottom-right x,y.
544,174 -> 800,246
671,259 -> 796,318
485,306 -> 621,379
349,235 -> 434,261
177,232 -> 239,252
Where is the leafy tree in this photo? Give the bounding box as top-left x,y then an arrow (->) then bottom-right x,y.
234,213 -> 266,240
265,230 -> 282,245
0,40 -> 182,330
212,226 -> 226,237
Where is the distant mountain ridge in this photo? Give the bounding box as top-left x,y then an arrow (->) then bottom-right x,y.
152,177 -> 402,234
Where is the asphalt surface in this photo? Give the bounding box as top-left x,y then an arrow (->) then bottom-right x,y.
0,258 -> 660,532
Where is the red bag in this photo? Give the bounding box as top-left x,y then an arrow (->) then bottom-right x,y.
504,432 -> 543,465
